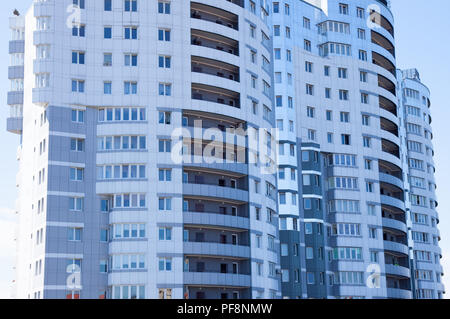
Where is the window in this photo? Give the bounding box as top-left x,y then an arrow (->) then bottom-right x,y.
332,223 -> 361,236
363,137 -> 371,148
71,109 -> 85,123
159,227 -> 172,241
158,1 -> 171,14
159,83 -> 172,96
158,29 -> 171,41
357,28 -> 366,39
124,81 -> 137,95
327,133 -> 334,143
69,197 -> 84,212
366,182 -> 374,193
324,66 -> 330,76
339,3 -> 349,15
303,17 -> 310,29
159,169 -> 172,182
305,61 -> 313,73
307,106 -> 315,118
340,112 -> 350,123
71,80 -> 85,93
159,258 -> 172,271
112,223 -> 146,239
306,84 -> 314,95
327,154 -> 356,167
325,88 -> 331,99
114,193 -> 146,208
274,48 -> 281,60
339,90 -> 349,100
326,110 -> 332,121
103,53 -> 112,66
338,68 -> 347,79
304,40 -> 311,52
328,176 -> 358,190
72,25 -> 85,37
104,82 -> 112,95
359,50 -> 368,61
104,0 -> 112,11
333,247 -> 362,261
158,197 -> 172,211
104,27 -> 112,39
357,7 -> 365,18
70,168 -> 84,181
68,228 -> 82,241
328,200 -> 360,214
158,56 -> 171,68
360,71 -> 368,82
71,139 -> 84,152
158,140 -> 171,153
124,27 -> 138,39
72,51 -> 85,64
362,115 -> 370,126
124,0 -> 138,12
341,134 -> 351,145
361,93 -> 369,104
124,54 -> 138,66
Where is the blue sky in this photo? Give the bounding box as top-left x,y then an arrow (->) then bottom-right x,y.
0,0 -> 449,298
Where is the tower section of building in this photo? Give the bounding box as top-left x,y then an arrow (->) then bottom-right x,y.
9,0 -> 280,299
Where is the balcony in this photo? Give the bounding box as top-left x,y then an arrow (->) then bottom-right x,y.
381,138 -> 400,159
192,83 -> 240,108
184,272 -> 251,288
378,74 -> 396,96
379,159 -> 403,181
380,117 -> 398,138
192,56 -> 239,82
386,288 -> 412,299
373,51 -> 396,76
382,217 -> 407,233
6,117 -> 23,135
379,95 -> 397,117
383,240 -> 409,256
183,242 -> 250,259
183,183 -> 248,203
184,212 -> 249,230
191,2 -> 239,31
183,167 -> 247,191
369,10 -> 394,37
385,264 -> 410,278
371,30 -> 395,57
191,29 -> 239,56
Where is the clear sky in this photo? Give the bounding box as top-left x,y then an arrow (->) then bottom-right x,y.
0,0 -> 449,299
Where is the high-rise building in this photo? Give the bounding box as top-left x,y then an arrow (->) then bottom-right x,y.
6,0 -> 444,300
272,0 -> 444,299
7,0 -> 280,299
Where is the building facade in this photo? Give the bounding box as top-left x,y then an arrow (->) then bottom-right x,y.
272,0 -> 444,299
8,0 -> 280,299
6,0 -> 444,299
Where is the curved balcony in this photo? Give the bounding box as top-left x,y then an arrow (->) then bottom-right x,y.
379,173 -> 403,191
370,10 -> 394,37
381,138 -> 400,159
371,30 -> 395,58
191,2 -> 239,31
183,183 -> 248,203
383,240 -> 409,256
385,264 -> 411,278
184,272 -> 250,288
192,83 -> 240,109
379,95 -> 397,117
373,51 -> 396,77
8,66 -> 24,80
191,29 -> 239,56
381,195 -> 405,212
378,74 -> 396,97
382,217 -> 407,233
183,242 -> 250,259
184,212 -> 249,230
386,288 -> 412,299
192,55 -> 239,82
9,40 -> 24,54
7,91 -> 23,105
